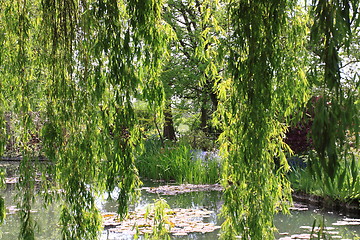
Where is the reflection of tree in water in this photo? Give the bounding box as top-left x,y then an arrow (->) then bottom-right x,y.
1,186 -> 61,239
161,191 -> 222,211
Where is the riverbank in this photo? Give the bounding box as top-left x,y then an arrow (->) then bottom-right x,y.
292,191 -> 360,217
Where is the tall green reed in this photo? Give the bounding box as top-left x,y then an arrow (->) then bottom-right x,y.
288,152 -> 359,202
136,139 -> 221,184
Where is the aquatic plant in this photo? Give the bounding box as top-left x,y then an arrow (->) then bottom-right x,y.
136,140 -> 221,184
288,152 -> 360,202
103,198 -> 220,237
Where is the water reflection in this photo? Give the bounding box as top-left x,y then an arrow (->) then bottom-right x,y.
275,207 -> 360,239
1,185 -> 60,239
1,182 -> 359,240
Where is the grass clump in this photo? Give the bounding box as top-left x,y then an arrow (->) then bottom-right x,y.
136,139 -> 221,184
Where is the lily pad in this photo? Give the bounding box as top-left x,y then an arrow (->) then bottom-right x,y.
142,184 -> 223,195
103,207 -> 221,236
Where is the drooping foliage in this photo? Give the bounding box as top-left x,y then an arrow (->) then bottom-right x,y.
309,0 -> 360,180
218,1 -> 309,239
0,0 -> 6,224
0,0 -> 170,238
0,1 -> 42,238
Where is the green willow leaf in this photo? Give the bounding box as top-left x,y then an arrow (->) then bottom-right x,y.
309,0 -> 360,180
219,1 -> 309,239
0,197 -> 5,225
1,0 -> 170,238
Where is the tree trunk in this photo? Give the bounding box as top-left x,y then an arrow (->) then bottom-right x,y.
163,104 -> 177,141
210,90 -> 218,111
200,98 -> 208,133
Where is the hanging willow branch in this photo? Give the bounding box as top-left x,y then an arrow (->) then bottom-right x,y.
219,1 -> 308,239
0,0 -> 7,226
309,0 -> 360,179
1,0 -> 170,239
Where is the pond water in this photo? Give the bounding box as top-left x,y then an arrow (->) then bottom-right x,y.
1,181 -> 359,239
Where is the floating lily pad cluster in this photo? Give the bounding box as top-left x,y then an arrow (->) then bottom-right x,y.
6,205 -> 37,215
141,184 -> 223,195
103,207 -> 221,236
6,205 -> 20,215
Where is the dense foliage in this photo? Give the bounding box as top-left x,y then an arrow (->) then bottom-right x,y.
289,152 -> 360,202
308,0 -> 360,182
1,0 -> 170,238
217,1 -> 309,238
0,0 -> 359,239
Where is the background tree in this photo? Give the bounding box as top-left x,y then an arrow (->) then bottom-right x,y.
160,0 -> 225,140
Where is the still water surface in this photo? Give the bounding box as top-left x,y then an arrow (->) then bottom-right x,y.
1,182 -> 359,240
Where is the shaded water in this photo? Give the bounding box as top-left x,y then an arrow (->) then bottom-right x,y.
1,181 -> 359,239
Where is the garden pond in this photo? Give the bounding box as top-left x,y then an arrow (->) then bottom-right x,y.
1,179 -> 360,240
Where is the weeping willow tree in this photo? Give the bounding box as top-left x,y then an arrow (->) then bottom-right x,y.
0,0 -> 359,239
0,0 -> 171,239
217,0 -> 309,239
